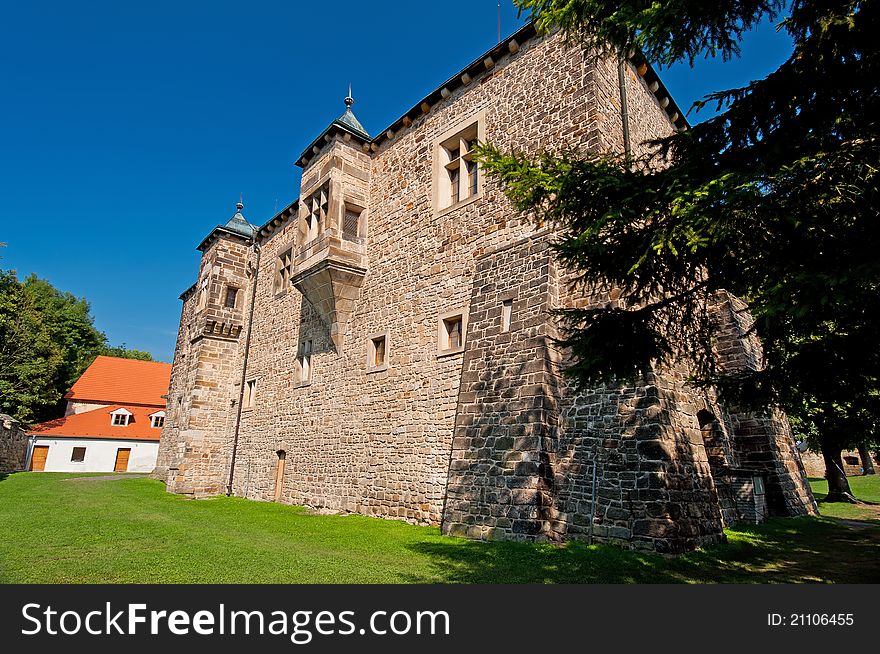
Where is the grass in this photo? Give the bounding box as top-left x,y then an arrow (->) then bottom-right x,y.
0,472 -> 878,584
809,474 -> 880,523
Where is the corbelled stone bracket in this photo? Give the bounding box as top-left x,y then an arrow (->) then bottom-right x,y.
292,260 -> 366,351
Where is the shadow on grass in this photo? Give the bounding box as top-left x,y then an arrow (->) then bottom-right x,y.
402,518 -> 880,584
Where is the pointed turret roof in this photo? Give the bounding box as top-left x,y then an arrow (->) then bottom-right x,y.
197,199 -> 257,251
297,88 -> 371,166
223,200 -> 258,239
332,87 -> 370,141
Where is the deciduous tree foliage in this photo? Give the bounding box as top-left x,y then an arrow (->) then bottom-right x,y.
0,267 -> 154,425
479,0 -> 878,501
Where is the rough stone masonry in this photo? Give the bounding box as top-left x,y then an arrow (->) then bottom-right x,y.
154,23 -> 817,553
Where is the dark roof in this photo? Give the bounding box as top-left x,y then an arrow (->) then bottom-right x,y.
333,106 -> 370,141
296,102 -> 372,165
296,21 -> 689,168
197,202 -> 257,251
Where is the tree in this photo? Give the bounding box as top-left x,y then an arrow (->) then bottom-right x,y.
100,345 -> 154,361
479,0 -> 878,501
0,268 -> 155,424
0,271 -> 64,423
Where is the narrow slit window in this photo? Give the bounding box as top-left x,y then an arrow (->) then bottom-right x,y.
299,340 -> 313,384
373,336 -> 386,366
224,287 -> 238,309
243,379 -> 257,409
501,299 -> 513,332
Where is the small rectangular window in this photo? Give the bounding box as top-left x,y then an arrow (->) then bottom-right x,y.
151,415 -> 165,428
224,287 -> 238,309
112,413 -> 129,426
244,379 -> 257,409
438,309 -> 467,355
367,332 -> 389,372
343,206 -> 361,241
71,447 -> 86,463
501,299 -> 513,332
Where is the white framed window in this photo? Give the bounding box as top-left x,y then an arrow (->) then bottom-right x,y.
298,340 -> 313,384
438,307 -> 468,356
434,113 -> 485,214
275,248 -> 293,295
366,332 -> 389,373
150,411 -> 166,429
70,447 -> 86,463
110,408 -> 133,426
243,379 -> 257,409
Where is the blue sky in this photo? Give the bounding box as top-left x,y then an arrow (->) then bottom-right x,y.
0,1 -> 793,363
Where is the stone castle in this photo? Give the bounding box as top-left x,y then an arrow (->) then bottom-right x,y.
154,23 -> 817,553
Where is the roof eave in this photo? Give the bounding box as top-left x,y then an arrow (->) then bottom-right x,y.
197,225 -> 255,252
296,123 -> 371,169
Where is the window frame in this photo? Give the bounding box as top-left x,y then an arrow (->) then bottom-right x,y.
437,307 -> 469,357
224,286 -> 239,309
274,247 -> 294,296
366,331 -> 390,373
243,378 -> 258,410
433,111 -> 486,215
501,297 -> 514,333
110,408 -> 132,427
150,411 -> 166,429
297,340 -> 313,386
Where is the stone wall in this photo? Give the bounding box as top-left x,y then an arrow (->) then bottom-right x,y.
0,414 -> 28,472
158,28 -> 816,553
153,234 -> 252,496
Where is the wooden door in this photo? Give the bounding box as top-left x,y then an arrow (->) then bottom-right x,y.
114,448 -> 131,473
274,451 -> 286,502
30,446 -> 49,471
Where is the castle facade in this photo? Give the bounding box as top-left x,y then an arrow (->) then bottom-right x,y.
154,23 -> 816,553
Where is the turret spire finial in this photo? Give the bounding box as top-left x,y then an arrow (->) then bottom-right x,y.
236,192 -> 243,212
344,83 -> 354,108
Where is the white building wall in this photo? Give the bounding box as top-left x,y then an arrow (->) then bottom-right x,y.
32,438 -> 159,473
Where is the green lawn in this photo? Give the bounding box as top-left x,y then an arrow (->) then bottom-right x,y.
809,474 -> 880,522
1,472 -> 878,584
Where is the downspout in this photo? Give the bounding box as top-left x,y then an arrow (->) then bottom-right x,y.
617,52 -> 632,162
226,240 -> 261,496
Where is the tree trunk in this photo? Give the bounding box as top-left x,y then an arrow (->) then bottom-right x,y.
822,446 -> 857,502
857,443 -> 876,475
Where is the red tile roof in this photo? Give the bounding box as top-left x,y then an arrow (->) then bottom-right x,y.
29,405 -> 164,442
66,356 -> 171,407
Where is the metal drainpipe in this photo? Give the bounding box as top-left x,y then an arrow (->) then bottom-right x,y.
226,241 -> 262,496
617,52 -> 632,162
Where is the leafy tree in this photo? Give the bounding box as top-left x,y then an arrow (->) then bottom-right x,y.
479,0 -> 878,501
0,271 -> 64,423
100,345 -> 154,361
0,267 -> 155,424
